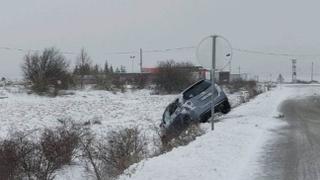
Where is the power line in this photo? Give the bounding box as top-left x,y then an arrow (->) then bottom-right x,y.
0,45 -> 196,56
105,51 -> 139,55
0,46 -> 77,55
233,48 -> 320,57
144,46 -> 195,53
2,44 -> 320,58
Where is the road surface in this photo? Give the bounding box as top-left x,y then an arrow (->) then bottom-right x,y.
257,95 -> 320,180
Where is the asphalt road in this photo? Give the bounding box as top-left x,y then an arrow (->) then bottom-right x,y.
257,96 -> 320,180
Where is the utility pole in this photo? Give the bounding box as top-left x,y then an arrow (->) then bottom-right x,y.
292,59 -> 297,83
238,66 -> 241,80
130,56 -> 135,73
197,34 -> 232,131
140,48 -> 143,73
211,35 -> 217,131
311,62 -> 314,82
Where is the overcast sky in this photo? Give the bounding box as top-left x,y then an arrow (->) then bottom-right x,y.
1,0 -> 320,81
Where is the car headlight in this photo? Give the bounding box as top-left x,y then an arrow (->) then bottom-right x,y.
183,101 -> 195,110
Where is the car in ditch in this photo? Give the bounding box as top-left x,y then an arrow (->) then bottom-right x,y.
160,79 -> 231,142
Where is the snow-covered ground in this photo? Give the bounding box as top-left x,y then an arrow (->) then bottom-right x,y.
118,84 -> 320,180
0,86 -> 241,140
0,88 -> 176,138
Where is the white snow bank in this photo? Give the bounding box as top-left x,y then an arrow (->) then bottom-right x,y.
119,85 -> 320,180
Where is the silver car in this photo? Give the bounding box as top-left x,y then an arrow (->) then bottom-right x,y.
160,79 -> 230,141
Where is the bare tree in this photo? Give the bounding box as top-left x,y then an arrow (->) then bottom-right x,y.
22,47 -> 71,95
154,60 -> 197,94
75,48 -> 92,88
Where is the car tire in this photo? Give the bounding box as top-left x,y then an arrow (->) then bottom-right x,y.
219,100 -> 231,114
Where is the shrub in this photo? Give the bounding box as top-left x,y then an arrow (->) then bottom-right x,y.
112,74 -> 126,93
94,74 -> 113,91
0,139 -> 22,179
153,60 -> 197,94
40,125 -> 81,168
228,80 -> 260,98
80,127 -> 147,180
159,123 -> 205,153
105,127 -> 147,177
0,124 -> 82,180
132,74 -> 148,89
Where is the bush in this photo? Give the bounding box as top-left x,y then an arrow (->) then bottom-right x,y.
227,80 -> 260,98
105,127 -> 147,177
160,123 -> 205,153
153,60 -> 197,94
0,124 -> 82,180
112,74 -> 126,93
22,47 -> 72,96
80,127 -> 147,180
0,139 -> 22,179
150,122 -> 205,156
40,125 -> 81,168
94,74 -> 113,91
131,74 -> 148,89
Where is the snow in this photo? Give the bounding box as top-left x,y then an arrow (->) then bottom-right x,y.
119,85 -> 320,180
0,89 -> 175,138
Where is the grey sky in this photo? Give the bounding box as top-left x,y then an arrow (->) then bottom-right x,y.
1,0 -> 320,81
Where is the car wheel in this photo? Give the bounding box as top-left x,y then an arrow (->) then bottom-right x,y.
219,100 -> 231,114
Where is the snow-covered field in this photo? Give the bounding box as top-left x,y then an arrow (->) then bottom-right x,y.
0,88 -> 176,139
0,86 -> 241,139
118,84 -> 320,180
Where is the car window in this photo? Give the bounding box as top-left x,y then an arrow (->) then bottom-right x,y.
183,80 -> 211,100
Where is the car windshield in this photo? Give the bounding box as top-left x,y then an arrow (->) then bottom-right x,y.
183,80 -> 211,100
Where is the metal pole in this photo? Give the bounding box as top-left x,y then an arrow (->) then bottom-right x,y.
140,48 -> 143,73
211,35 -> 217,131
130,56 -> 135,73
132,59 -> 134,73
311,62 -> 314,82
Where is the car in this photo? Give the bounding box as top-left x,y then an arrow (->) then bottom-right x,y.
160,79 -> 231,142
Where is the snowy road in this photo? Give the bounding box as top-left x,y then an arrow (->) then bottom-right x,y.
257,95 -> 320,180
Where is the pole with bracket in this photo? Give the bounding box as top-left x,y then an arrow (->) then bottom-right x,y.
211,35 -> 217,131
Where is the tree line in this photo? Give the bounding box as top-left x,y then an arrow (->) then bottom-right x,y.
22,47 -> 198,96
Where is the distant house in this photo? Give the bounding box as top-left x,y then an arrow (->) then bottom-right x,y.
230,73 -> 248,82
143,66 -> 206,80
76,66 -> 208,86
114,72 -> 155,85
141,68 -> 159,74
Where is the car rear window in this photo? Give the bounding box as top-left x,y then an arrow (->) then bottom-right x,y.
183,80 -> 211,100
